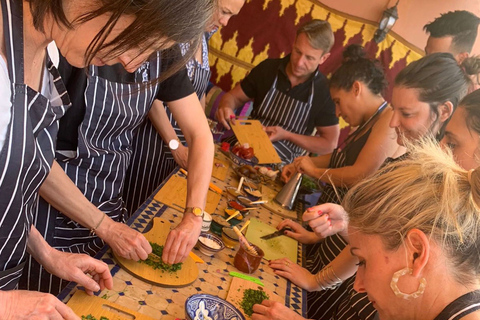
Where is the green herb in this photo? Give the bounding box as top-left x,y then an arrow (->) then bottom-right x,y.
239,288 -> 269,316
301,176 -> 317,191
139,242 -> 182,273
81,315 -> 109,320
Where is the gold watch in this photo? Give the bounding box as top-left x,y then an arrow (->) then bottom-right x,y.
184,206 -> 204,218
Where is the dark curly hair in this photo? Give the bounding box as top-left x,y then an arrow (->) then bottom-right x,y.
329,44 -> 387,95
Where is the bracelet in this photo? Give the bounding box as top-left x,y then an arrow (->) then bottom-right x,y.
315,265 -> 343,291
317,168 -> 331,185
90,213 -> 106,236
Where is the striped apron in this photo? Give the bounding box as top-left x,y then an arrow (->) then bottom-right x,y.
0,0 -> 71,289
21,57 -> 160,293
123,34 -> 212,215
226,73 -> 315,164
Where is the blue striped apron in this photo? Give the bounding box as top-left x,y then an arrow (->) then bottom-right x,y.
0,0 -> 71,290
123,34 -> 212,215
22,56 -> 161,293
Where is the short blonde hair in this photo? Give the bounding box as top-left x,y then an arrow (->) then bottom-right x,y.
343,137 -> 480,284
296,19 -> 334,53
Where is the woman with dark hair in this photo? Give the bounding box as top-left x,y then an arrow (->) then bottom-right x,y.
0,0 -> 212,317
123,0 -> 246,217
260,53 -> 479,320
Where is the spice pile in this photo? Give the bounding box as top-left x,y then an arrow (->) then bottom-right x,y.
140,242 -> 182,272
239,288 -> 269,316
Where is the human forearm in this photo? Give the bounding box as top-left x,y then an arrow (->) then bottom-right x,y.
314,246 -> 357,290
285,131 -> 336,155
315,165 -> 370,188
39,161 -> 104,230
149,99 -> 181,144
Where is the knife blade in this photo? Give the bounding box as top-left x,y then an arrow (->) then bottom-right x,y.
260,227 -> 292,240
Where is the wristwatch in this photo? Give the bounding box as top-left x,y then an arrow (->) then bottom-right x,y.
168,138 -> 180,151
184,206 -> 204,218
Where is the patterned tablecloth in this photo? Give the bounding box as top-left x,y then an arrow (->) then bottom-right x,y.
59,150 -> 306,319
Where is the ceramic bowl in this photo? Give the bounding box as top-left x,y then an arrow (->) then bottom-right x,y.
236,195 -> 255,207
243,187 -> 262,201
210,214 -> 231,235
229,150 -> 259,167
196,232 -> 225,256
185,293 -> 246,320
224,208 -> 243,226
222,227 -> 239,249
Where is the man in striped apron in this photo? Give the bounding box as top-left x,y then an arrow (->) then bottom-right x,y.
216,19 -> 339,164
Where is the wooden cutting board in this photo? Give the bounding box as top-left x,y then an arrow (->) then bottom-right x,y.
226,277 -> 283,319
67,290 -> 155,320
231,120 -> 282,164
245,218 -> 298,263
260,184 -> 298,220
113,218 -> 198,287
153,174 -> 221,214
212,158 -> 230,180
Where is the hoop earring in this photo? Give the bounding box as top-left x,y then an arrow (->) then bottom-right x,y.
390,268 -> 427,300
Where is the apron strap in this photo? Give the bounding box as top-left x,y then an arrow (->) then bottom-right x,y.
1,0 -> 24,83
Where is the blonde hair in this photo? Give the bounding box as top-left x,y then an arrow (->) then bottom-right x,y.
296,19 -> 334,53
343,137 -> 480,284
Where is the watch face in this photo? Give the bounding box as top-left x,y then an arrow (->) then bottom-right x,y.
192,207 -> 203,216
169,139 -> 179,150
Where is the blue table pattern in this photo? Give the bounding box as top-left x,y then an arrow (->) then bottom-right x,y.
60,153 -> 307,319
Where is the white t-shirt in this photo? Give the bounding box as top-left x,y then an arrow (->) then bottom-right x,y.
0,41 -> 60,151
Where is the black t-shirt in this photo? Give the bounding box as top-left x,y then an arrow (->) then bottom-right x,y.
56,53 -> 194,150
240,54 -> 338,132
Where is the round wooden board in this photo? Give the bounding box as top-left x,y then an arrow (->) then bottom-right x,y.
113,217 -> 199,287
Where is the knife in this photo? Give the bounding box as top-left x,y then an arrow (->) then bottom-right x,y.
260,227 -> 292,240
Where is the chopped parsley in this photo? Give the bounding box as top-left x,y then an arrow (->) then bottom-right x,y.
240,288 -> 269,316
81,315 -> 109,320
139,242 -> 182,273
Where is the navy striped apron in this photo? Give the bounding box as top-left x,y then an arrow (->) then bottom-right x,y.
123,35 -> 211,215
434,290 -> 480,320
0,0 -> 70,290
22,56 -> 160,293
226,73 -> 315,164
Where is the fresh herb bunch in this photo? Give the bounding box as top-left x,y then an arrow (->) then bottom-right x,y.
240,289 -> 269,316
140,242 -> 182,272
301,176 -> 318,191
81,315 -> 109,320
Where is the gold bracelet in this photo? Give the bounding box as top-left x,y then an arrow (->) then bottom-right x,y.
90,213 -> 106,236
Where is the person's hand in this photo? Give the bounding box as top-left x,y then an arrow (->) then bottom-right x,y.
162,213 -> 202,264
293,156 -> 319,178
172,144 -> 189,169
302,203 -> 349,239
276,219 -> 321,244
41,249 -> 113,296
268,258 -> 317,291
281,163 -> 297,183
215,105 -> 236,130
97,217 -> 152,261
251,299 -> 306,320
0,290 -> 80,320
264,126 -> 288,142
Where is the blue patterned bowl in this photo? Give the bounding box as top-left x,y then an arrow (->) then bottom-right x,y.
185,294 -> 246,320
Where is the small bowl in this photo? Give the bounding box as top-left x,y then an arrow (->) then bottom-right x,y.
224,208 -> 243,226
237,196 -> 255,207
202,212 -> 213,232
243,187 -> 262,201
210,214 -> 231,235
197,233 -> 225,256
225,186 -> 243,198
222,227 -> 239,249
185,293 -> 246,320
229,150 -> 259,167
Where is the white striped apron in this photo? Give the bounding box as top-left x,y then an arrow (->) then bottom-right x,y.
123,35 -> 212,215
0,0 -> 71,290
21,56 -> 160,293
